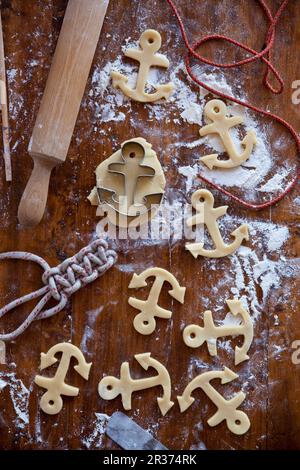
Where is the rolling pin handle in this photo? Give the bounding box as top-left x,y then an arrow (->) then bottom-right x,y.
18,157 -> 56,227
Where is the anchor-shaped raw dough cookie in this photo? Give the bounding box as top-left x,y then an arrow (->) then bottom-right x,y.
98,352 -> 174,416
128,267 -> 186,335
200,99 -> 257,169
34,343 -> 92,415
111,29 -> 174,102
177,367 -> 250,435
183,299 -> 253,365
89,137 -> 166,228
186,189 -> 249,258
104,141 -> 156,217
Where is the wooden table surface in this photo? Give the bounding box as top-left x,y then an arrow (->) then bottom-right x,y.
0,0 -> 299,450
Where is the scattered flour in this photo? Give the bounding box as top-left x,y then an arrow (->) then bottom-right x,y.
91,53 -> 293,196
80,305 -> 104,354
0,378 -> 7,390
81,413 -> 110,449
265,226 -> 289,252
0,371 -> 30,428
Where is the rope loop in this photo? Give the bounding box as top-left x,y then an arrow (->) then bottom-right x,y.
0,239 -> 117,342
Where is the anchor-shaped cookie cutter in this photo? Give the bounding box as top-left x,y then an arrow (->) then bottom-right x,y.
183,299 -> 253,365
200,99 -> 257,169
177,367 -> 250,435
34,343 -> 92,415
98,352 -> 174,416
97,141 -> 163,217
128,267 -> 186,335
111,29 -> 174,103
186,189 -> 249,258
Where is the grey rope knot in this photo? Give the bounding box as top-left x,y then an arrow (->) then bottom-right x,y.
0,239 -> 117,342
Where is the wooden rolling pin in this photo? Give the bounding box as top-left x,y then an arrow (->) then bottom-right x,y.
18,0 -> 110,226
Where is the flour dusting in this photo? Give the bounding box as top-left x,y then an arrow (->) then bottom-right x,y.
81,413 -> 110,449
0,371 -> 30,428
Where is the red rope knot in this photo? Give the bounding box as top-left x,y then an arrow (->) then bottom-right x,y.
0,239 -> 117,342
166,0 -> 300,210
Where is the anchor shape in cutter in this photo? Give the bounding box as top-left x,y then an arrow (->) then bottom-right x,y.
177,367 -> 250,435
185,189 -> 249,258
98,352 -> 174,416
199,99 -> 257,169
183,299 -> 253,365
34,343 -> 92,415
97,141 -> 162,217
111,29 -> 174,103
128,267 -> 186,335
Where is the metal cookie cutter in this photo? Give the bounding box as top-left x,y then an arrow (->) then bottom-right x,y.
97,140 -> 163,217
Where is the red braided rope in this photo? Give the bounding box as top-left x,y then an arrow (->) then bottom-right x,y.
166,0 -> 299,210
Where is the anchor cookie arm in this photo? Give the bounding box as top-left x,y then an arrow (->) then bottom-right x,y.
57,342 -> 92,381
151,54 -> 170,68
226,299 -> 253,365
108,162 -> 125,175
212,205 -> 228,219
129,268 -> 186,302
97,187 -> 118,206
230,224 -> 249,242
129,297 -> 172,319
186,212 -> 203,228
138,164 -> 156,177
124,48 -> 143,63
135,353 -> 174,415
227,115 -> 244,127
199,123 -> 217,137
74,358 -> 92,381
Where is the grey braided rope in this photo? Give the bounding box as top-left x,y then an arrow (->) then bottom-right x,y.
0,239 -> 117,342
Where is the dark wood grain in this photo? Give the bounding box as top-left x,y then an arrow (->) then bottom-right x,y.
0,0 -> 299,450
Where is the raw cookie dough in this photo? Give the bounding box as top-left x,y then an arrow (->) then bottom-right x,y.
128,267 -> 186,335
177,367 -> 250,435
88,138 -> 166,228
183,299 -> 253,365
98,352 -> 174,416
35,343 -> 92,415
186,189 -> 249,258
111,29 -> 174,103
200,99 -> 257,169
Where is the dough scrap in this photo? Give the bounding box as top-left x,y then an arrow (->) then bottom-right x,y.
98,352 -> 174,416
34,343 -> 92,415
200,99 -> 257,169
88,138 -> 165,227
111,29 -> 174,103
183,299 -> 253,365
177,367 -> 250,435
186,189 -> 249,258
128,267 -> 186,335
